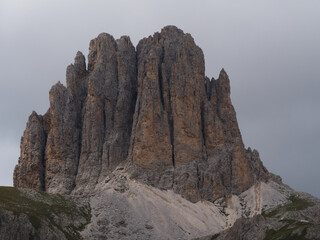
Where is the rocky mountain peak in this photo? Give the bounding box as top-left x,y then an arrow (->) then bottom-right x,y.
14,26 -> 269,202
9,26 -> 320,240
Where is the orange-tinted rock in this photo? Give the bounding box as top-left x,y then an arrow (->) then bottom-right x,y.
129,27 -> 268,202
130,26 -> 206,170
14,26 -> 269,202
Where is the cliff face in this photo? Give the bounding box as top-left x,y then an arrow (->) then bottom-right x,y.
14,26 -> 268,202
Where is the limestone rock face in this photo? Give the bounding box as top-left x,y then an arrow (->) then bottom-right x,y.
14,112 -> 46,190
14,34 -> 137,195
127,26 -> 268,202
74,34 -> 137,194
14,26 -> 268,202
45,82 -> 81,194
130,26 -> 206,170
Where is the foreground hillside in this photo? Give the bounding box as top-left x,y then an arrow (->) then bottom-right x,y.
200,194 -> 320,240
1,174 -> 320,239
0,187 -> 90,240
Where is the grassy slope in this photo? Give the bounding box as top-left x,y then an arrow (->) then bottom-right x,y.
0,187 -> 91,240
262,195 -> 315,218
262,195 -> 317,240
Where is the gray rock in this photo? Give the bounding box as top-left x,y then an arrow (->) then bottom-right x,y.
10,25 -> 320,240
14,26 -> 269,202
45,81 -> 80,194
127,26 -> 268,202
13,111 -> 46,191
74,33 -> 136,194
202,193 -> 320,240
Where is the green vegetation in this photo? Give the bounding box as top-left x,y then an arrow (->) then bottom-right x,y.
0,187 -> 91,240
261,195 -> 316,240
262,195 -> 315,218
263,219 -> 312,240
211,233 -> 220,239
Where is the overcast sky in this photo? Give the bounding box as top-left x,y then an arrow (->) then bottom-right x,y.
0,0 -> 319,197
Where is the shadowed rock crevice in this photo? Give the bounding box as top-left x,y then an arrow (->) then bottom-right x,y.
166,66 -> 175,168
200,102 -> 207,150
158,53 -> 165,110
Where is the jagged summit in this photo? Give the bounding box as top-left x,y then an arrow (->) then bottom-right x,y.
14,25 -> 269,202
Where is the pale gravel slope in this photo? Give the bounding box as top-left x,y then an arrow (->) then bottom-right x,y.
81,169 -> 292,240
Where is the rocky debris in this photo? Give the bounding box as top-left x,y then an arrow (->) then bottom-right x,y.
82,173 -> 225,240
82,174 -> 293,240
198,192 -> 320,240
3,177 -> 320,240
14,26 -> 268,202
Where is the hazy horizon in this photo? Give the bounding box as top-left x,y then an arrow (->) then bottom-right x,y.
1,0 -> 319,198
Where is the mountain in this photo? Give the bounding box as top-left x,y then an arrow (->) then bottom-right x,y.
2,26 -> 319,239
13,26 -> 268,201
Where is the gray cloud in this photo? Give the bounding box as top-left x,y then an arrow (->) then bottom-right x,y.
1,0 -> 319,197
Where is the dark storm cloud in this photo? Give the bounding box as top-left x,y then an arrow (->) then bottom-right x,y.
1,0 -> 319,197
